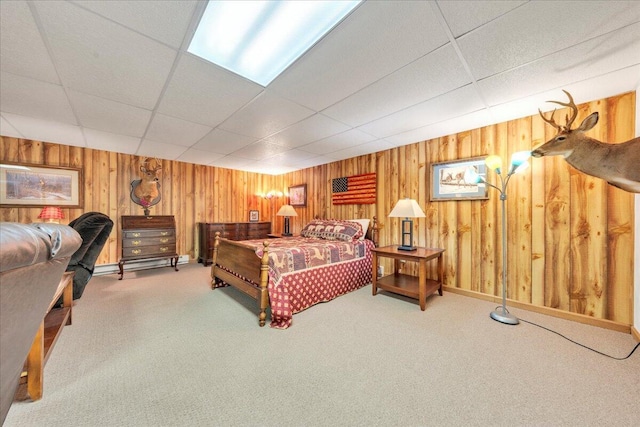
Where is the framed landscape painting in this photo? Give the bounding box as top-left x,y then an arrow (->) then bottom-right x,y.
430,157 -> 488,201
0,163 -> 83,208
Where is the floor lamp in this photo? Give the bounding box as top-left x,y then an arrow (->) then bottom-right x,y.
464,151 -> 531,325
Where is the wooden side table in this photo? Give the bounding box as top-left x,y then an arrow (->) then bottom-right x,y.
372,245 -> 445,310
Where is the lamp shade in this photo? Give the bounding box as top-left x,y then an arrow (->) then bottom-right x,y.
38,206 -> 64,222
276,204 -> 298,217
485,155 -> 503,172
388,198 -> 425,218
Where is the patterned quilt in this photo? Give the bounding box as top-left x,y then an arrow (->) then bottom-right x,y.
242,236 -> 374,328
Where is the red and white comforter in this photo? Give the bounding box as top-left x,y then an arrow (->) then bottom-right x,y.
242,236 -> 374,328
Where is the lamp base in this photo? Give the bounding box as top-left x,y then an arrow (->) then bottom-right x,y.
490,308 -> 519,325
397,245 -> 417,251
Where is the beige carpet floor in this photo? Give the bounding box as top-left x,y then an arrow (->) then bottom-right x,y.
5,263 -> 639,426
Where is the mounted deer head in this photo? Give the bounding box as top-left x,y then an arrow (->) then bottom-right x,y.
132,157 -> 162,204
532,90 -> 640,193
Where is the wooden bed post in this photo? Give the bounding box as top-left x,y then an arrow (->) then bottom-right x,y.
210,231 -> 221,289
258,241 -> 270,327
371,216 -> 379,247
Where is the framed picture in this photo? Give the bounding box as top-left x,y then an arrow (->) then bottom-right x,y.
288,184 -> 307,207
430,157 -> 488,201
0,162 -> 83,208
249,210 -> 259,222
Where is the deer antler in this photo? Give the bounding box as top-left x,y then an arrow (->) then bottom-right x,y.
540,90 -> 578,132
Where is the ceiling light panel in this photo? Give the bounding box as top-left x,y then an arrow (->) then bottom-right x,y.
188,0 -> 360,86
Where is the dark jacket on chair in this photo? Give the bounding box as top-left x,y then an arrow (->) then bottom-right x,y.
66,212 -> 114,300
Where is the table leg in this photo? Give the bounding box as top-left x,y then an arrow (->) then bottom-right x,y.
372,253 -> 378,295
437,253 -> 443,296
418,259 -> 427,311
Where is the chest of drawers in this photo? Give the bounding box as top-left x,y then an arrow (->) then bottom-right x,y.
198,222 -> 271,266
118,215 -> 179,279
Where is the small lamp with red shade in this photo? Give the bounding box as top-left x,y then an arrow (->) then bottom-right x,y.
38,206 -> 64,223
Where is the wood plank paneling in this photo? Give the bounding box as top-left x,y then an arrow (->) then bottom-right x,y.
0,92 -> 634,326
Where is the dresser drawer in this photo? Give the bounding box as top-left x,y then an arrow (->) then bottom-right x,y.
123,228 -> 175,239
122,244 -> 176,258
123,235 -> 176,248
122,215 -> 175,229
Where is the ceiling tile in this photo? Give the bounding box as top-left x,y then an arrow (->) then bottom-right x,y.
261,114 -> 351,149
177,148 -> 226,165
0,115 -> 22,138
1,113 -> 86,147
228,140 -> 289,161
0,1 -> 59,84
219,91 -> 315,139
145,113 -> 212,146
436,0 -> 527,37
357,85 -> 484,138
323,44 -> 471,127
458,0 -> 640,80
385,109 -> 493,147
298,129 -> 377,155
0,72 -> 77,124
263,149 -> 318,167
209,155 -> 256,170
157,54 -> 263,127
68,90 -> 152,137
34,1 -> 177,109
325,139 -> 395,161
191,129 -> 256,154
84,128 -> 140,154
268,0 -> 449,111
137,139 -> 188,160
72,0 -> 199,49
478,23 -> 640,106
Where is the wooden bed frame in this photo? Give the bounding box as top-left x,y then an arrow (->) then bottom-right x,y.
210,217 -> 378,327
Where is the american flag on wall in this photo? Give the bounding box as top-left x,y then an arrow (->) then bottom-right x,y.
331,173 -> 377,205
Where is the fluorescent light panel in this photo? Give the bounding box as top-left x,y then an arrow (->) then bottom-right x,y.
188,0 -> 360,86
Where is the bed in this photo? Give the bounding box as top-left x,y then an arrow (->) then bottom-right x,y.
210,217 -> 378,328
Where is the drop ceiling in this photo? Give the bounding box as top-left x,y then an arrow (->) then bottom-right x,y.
1,0 -> 639,175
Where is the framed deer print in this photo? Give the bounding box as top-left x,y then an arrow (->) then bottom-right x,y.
249,210 -> 259,222
0,162 -> 83,207
288,184 -> 307,207
430,157 -> 488,201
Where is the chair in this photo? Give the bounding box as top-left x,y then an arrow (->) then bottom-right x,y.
66,212 -> 114,300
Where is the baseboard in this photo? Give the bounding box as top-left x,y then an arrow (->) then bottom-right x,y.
443,286 -> 632,334
632,326 -> 640,342
93,255 -> 190,276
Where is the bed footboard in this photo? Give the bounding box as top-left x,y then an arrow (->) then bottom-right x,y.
210,233 -> 270,326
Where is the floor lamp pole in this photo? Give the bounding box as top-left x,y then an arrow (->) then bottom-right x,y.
490,175 -> 519,325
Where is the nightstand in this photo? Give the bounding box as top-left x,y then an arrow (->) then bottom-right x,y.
371,245 -> 445,310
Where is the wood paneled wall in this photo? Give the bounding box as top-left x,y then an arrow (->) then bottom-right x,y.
0,92 -> 634,324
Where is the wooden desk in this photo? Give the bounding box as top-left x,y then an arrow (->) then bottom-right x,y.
372,245 -> 445,310
20,271 -> 74,400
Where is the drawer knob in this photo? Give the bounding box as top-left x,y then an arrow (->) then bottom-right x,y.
160,247 -> 168,252
133,232 -> 141,237
131,249 -> 141,255
160,238 -> 169,243
132,240 -> 141,245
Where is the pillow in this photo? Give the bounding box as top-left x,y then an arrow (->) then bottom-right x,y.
301,219 -> 364,242
347,219 -> 370,240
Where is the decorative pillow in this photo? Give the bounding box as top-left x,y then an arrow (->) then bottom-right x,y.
301,219 -> 364,242
348,219 -> 370,240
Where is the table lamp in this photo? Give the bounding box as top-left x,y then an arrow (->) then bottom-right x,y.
38,206 -> 64,223
276,204 -> 297,236
388,198 -> 425,251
